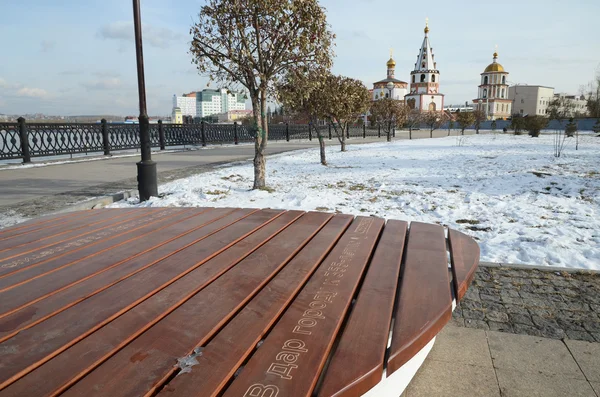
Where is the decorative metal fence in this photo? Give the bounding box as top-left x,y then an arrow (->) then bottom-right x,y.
1,118 -> 388,163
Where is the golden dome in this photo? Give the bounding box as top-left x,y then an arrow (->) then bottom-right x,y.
387,57 -> 396,68
484,63 -> 505,72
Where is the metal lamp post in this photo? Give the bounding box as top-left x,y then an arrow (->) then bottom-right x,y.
132,0 -> 158,201
386,81 -> 394,142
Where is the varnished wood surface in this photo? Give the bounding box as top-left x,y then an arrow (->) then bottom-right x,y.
0,209 -> 479,397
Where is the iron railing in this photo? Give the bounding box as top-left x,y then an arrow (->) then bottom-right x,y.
1,118 -> 386,163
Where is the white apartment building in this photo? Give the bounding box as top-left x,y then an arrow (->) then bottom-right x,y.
172,95 -> 197,117
508,85 -> 554,116
197,89 -> 246,118
172,89 -> 247,119
554,93 -> 588,116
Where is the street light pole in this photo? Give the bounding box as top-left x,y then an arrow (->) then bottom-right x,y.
132,0 -> 157,201
386,81 -> 395,142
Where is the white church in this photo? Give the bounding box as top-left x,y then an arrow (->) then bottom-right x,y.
372,19 -> 444,113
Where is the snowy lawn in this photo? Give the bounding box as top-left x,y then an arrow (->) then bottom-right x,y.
112,133 -> 600,270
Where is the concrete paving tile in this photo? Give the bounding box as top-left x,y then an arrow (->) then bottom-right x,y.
405,358 -> 500,397
496,368 -> 596,397
429,325 -> 493,367
565,339 -> 600,382
487,330 -> 584,379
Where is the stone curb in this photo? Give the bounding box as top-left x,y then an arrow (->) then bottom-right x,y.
480,261 -> 600,275
51,189 -> 137,214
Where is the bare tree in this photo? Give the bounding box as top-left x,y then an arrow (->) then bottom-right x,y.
456,112 -> 475,135
278,70 -> 330,165
582,67 -> 600,118
472,109 -> 486,134
189,0 -> 334,189
422,111 -> 445,138
322,75 -> 371,152
548,96 -> 575,157
405,110 -> 422,140
370,98 -> 409,142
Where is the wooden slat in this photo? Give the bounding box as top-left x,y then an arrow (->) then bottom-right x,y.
0,208 -> 191,290
0,209 -> 291,395
0,208 -> 261,390
0,208 -> 144,254
221,216 -> 384,397
387,222 -> 452,375
60,211 -> 334,397
157,214 -> 354,397
0,208 -> 172,277
318,220 -> 408,397
0,210 -> 100,242
448,228 -> 480,301
0,208 -> 233,336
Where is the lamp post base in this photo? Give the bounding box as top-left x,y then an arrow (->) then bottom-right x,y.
137,160 -> 158,201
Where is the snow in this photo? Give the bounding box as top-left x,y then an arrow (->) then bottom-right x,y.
106,133 -> 598,270
0,211 -> 29,230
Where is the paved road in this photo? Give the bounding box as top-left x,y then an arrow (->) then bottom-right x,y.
0,130 -> 482,209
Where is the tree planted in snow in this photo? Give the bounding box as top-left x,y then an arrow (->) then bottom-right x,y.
277,69 -> 331,165
405,110 -> 422,140
523,115 -> 548,137
322,75 -> 371,152
189,0 -> 334,189
456,112 -> 475,135
472,109 -> 486,134
547,96 -> 575,157
421,111 -> 444,138
370,98 -> 409,142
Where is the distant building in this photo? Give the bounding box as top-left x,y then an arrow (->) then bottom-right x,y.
216,109 -> 253,123
553,93 -> 588,117
172,107 -> 183,124
172,89 -> 246,119
405,20 -> 444,113
372,51 -> 408,101
473,50 -> 512,120
508,85 -> 554,116
444,104 -> 474,113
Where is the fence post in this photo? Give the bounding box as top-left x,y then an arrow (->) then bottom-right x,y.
328,124 -> 332,140
308,123 -> 312,141
17,117 -> 31,163
378,123 -> 381,138
286,122 -> 290,142
201,121 -> 206,147
346,124 -> 350,139
158,120 -> 165,150
234,121 -> 239,145
363,124 -> 366,139
100,118 -> 110,155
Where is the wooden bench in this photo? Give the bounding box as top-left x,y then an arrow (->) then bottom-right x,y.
0,208 -> 479,397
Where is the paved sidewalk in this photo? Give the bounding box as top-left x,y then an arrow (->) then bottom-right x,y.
403,324 -> 600,397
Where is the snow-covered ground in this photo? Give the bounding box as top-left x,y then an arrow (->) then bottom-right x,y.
105,133 -> 597,269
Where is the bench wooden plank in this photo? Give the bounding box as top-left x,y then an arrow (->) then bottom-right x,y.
0,208 -> 174,279
0,210 -> 90,237
448,228 -> 480,301
0,208 -> 234,338
387,222 -> 452,375
0,209 -> 139,251
0,208 -> 194,291
318,219 -> 408,397
0,208 -> 151,257
60,212 -> 333,397
221,216 -> 384,397
0,210 -> 102,242
0,209 -> 295,396
156,214 -> 354,397
0,208 -> 263,390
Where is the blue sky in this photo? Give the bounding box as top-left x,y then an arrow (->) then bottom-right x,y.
1,0 -> 599,116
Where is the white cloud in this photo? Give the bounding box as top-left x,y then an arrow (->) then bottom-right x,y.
16,87 -> 50,98
98,21 -> 183,49
82,78 -> 122,90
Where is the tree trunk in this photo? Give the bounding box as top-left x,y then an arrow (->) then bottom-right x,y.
252,89 -> 268,189
318,129 -> 327,165
387,121 -> 391,142
409,127 -> 412,140
430,128 -> 433,138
